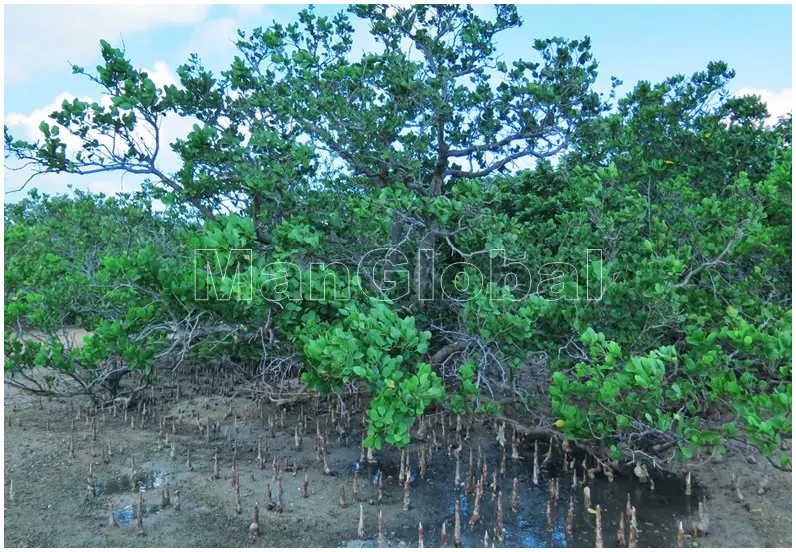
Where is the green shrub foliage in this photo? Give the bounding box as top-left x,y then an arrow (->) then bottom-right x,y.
4,5 -> 791,462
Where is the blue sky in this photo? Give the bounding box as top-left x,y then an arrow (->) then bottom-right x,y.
4,3 -> 792,200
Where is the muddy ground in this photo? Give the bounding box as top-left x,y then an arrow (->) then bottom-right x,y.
3,373 -> 792,548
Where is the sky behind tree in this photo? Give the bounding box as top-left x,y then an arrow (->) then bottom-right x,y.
4,3 -> 792,200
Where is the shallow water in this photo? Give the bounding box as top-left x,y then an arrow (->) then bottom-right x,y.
347,441 -> 697,548
95,470 -> 170,495
96,470 -> 170,526
112,504 -> 137,526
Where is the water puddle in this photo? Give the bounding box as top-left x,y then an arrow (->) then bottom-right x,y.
97,471 -> 170,526
94,470 -> 169,496
353,442 -> 698,548
110,500 -> 166,526
111,504 -> 136,526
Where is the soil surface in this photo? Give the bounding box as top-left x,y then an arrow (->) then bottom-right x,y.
4,374 -> 792,548
689,445 -> 792,548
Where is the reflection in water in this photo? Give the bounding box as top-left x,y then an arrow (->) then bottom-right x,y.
112,505 -> 136,526
95,471 -> 168,496
412,442 -> 696,548
111,499 -> 163,526
99,470 -> 169,527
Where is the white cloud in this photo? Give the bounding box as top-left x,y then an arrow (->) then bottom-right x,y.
4,91 -> 145,198
5,5 -> 211,85
4,165 -> 145,200
6,92 -> 79,141
734,87 -> 792,126
5,62 -> 198,200
146,61 -> 179,89
5,62 -> 183,151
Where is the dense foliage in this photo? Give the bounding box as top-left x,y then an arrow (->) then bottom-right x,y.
5,5 -> 791,464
